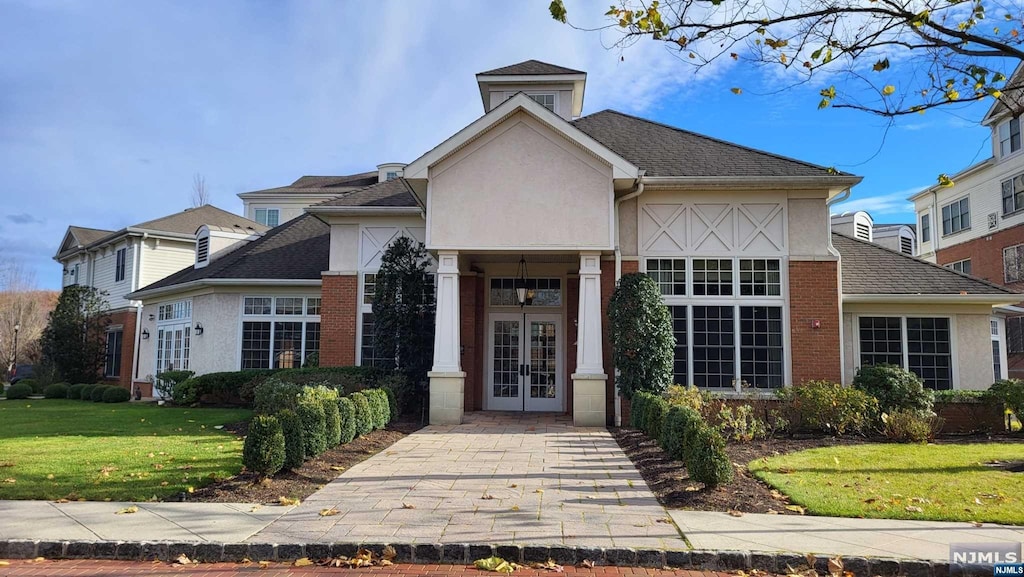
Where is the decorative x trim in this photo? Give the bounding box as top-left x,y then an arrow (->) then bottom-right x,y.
736,204 -> 785,252
641,204 -> 687,252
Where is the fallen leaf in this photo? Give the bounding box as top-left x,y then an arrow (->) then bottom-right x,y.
330,466 -> 346,471
294,558 -> 313,567
382,545 -> 397,561
728,509 -> 744,517
481,494 -> 495,500
529,559 -> 564,572
258,560 -> 270,569
971,521 -> 984,527
684,485 -> 700,492
580,559 -> 595,569
785,505 -> 805,515
510,483 -> 518,488
3,478 -> 15,484
475,556 -> 521,573
319,508 -> 340,516
766,509 -> 779,515
510,505 -> 520,511
278,496 -> 300,506
905,506 -> 923,513
175,554 -> 197,566
116,505 -> 139,515
402,503 -> 416,509
534,489 -> 544,494
0,561 -> 8,566
656,517 -> 673,524
827,556 -> 844,576
974,498 -> 984,506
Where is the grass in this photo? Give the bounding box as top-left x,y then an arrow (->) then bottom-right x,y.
749,443 -> 1024,525
0,399 -> 251,501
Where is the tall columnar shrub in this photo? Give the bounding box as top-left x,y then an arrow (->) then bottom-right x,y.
686,423 -> 733,488
40,285 -> 110,384
661,405 -> 701,461
366,389 -> 389,429
645,396 -> 669,439
323,398 -> 342,447
607,273 -> 674,399
853,364 -> 934,416
242,415 -> 286,477
338,397 -> 356,444
373,237 -> 435,386
630,391 -> 652,430
276,409 -> 305,470
297,400 -> 328,458
350,392 -> 373,437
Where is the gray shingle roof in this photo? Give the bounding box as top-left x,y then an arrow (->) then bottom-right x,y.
68,226 -> 114,246
479,60 -> 584,76
572,110 -> 845,178
833,232 -> 1016,295
314,177 -> 419,208
242,172 -> 379,195
134,214 -> 329,294
130,205 -> 267,236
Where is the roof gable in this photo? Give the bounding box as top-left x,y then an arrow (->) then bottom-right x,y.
56,226 -> 114,259
312,177 -> 419,209
240,172 -> 379,196
478,60 -> 584,76
130,205 -> 266,236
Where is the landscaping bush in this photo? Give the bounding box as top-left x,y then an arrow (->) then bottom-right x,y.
715,403 -> 769,442
660,405 -> 701,461
268,366 -> 385,392
297,400 -> 328,458
933,389 -> 993,403
44,382 -> 70,399
276,409 -> 305,470
853,364 -> 933,416
79,384 -> 96,401
5,383 -> 32,400
376,372 -> 411,417
350,392 -> 373,437
194,369 -> 276,406
253,378 -> 303,414
242,415 -> 286,477
990,379 -> 1024,421
881,409 -> 943,443
630,391 -> 653,430
686,422 -> 733,488
102,386 -> 131,403
91,385 -> 111,402
155,370 -> 194,400
67,384 -> 88,400
776,380 -> 878,436
366,388 -> 390,429
16,379 -> 40,395
645,396 -> 669,439
607,273 -> 675,398
664,385 -> 706,411
338,397 -> 356,444
323,398 -> 342,447
382,387 -> 399,422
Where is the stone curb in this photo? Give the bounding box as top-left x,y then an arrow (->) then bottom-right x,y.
0,539 -> 992,576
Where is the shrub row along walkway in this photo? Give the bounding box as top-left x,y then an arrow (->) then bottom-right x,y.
253,412 -> 682,549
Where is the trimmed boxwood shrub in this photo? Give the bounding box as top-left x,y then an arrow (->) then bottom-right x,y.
102,386 -> 131,403
91,385 -> 111,402
630,391 -> 651,430
365,389 -> 389,429
338,397 -> 356,444
276,409 -> 305,470
776,380 -> 878,436
686,423 -> 733,488
661,405 -> 701,461
350,392 -> 373,437
67,384 -> 88,399
382,387 -> 399,422
607,273 -> 675,399
79,385 -> 96,401
297,400 -> 328,458
242,415 -> 286,477
324,398 -> 342,447
253,379 -> 304,414
854,364 -> 933,416
16,379 -> 39,395
44,383 -> 70,399
645,396 -> 669,439
375,372 -> 412,417
5,383 -> 32,400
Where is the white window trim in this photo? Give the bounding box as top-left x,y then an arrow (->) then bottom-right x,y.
237,295 -> 322,370
992,317 -> 1009,381
506,91 -> 558,114
254,207 -> 281,228
115,247 -> 127,283
945,259 -> 972,274
640,256 -> 791,392
940,196 -> 972,237
356,273 -> 376,366
852,314 -> 959,390
920,211 -> 931,245
998,117 -> 1023,160
1004,243 -> 1024,284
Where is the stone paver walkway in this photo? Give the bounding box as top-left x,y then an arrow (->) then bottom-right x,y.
253,412 -> 683,549
670,510 -> 1024,561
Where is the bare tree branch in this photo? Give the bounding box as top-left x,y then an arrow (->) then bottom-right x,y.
191,173 -> 210,208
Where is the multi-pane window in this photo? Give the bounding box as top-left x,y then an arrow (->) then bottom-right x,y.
669,306 -> 688,385
158,300 -> 192,321
907,317 -> 952,390
240,296 -> 321,369
528,93 -> 556,111
646,259 -> 686,296
1008,316 -> 1024,354
360,313 -> 395,369
115,248 -> 126,282
692,259 -> 733,296
362,274 -> 376,305
992,319 -> 1003,381
945,259 -> 972,275
104,330 -> 123,378
489,278 -> 562,307
1004,244 -> 1024,283
1002,173 -> 1024,215
859,316 -> 903,367
691,306 -> 735,388
941,197 -> 970,236
254,208 -> 280,228
858,316 -> 953,390
999,116 -> 1021,157
740,306 -> 784,388
921,214 -> 931,243
739,259 -> 781,296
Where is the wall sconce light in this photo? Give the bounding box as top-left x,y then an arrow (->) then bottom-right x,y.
141,329 -> 150,340
148,314 -> 155,321
194,323 -> 204,336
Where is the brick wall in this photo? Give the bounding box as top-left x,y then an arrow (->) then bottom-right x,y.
601,260 -> 639,425
935,223 -> 1024,290
320,274 -> 357,366
103,308 -> 137,389
789,260 -> 842,384
460,275 -> 479,411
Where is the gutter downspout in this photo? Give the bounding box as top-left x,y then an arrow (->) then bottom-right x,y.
612,171 -> 646,427
826,188 -> 852,385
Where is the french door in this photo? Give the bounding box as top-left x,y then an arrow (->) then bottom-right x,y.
155,323 -> 191,374
486,313 -> 563,412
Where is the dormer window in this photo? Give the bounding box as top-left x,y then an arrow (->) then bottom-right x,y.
528,93 -> 556,112
385,172 -> 398,181
999,116 -> 1021,157
254,208 -> 279,227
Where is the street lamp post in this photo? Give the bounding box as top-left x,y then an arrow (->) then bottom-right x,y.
12,322 -> 20,377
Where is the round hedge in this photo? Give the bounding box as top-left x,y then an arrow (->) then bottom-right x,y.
91,385 -> 111,402
44,383 -> 70,399
67,384 -> 87,400
5,383 -> 32,400
242,415 -> 286,477
103,386 -> 131,403
276,409 -> 305,470
16,379 -> 39,394
79,385 -> 97,401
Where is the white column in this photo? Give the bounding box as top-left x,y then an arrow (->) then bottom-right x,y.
428,251 -> 465,425
572,252 -> 607,426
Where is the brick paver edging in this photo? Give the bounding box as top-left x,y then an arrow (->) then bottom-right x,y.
0,539 -> 980,576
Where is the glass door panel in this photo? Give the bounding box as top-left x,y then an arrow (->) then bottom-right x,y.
525,315 -> 562,411
487,314 -> 523,411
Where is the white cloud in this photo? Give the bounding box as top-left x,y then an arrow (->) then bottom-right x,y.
832,186 -> 925,217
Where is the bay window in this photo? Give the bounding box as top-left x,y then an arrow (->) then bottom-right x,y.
240,296 -> 321,369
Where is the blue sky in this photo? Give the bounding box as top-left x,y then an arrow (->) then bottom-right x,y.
0,0 -> 1001,290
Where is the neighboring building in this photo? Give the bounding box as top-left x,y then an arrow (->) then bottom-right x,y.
126,60 -> 1019,426
911,63 -> 1024,379
54,205 -> 267,390
831,211 -> 917,256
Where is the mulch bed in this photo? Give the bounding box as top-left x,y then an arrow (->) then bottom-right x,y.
611,427 -> 863,514
183,417 -> 424,503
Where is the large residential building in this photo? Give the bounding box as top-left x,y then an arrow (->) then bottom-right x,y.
54,206 -> 267,390
114,60 -> 1017,426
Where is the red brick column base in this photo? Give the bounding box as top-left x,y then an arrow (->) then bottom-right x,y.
320,274 -> 357,367
788,260 -> 841,384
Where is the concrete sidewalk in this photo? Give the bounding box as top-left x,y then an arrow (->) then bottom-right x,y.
0,500 -> 294,543
670,510 -> 1024,561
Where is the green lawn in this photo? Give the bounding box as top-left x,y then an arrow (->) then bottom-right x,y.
749,443 -> 1024,525
0,399 -> 251,501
